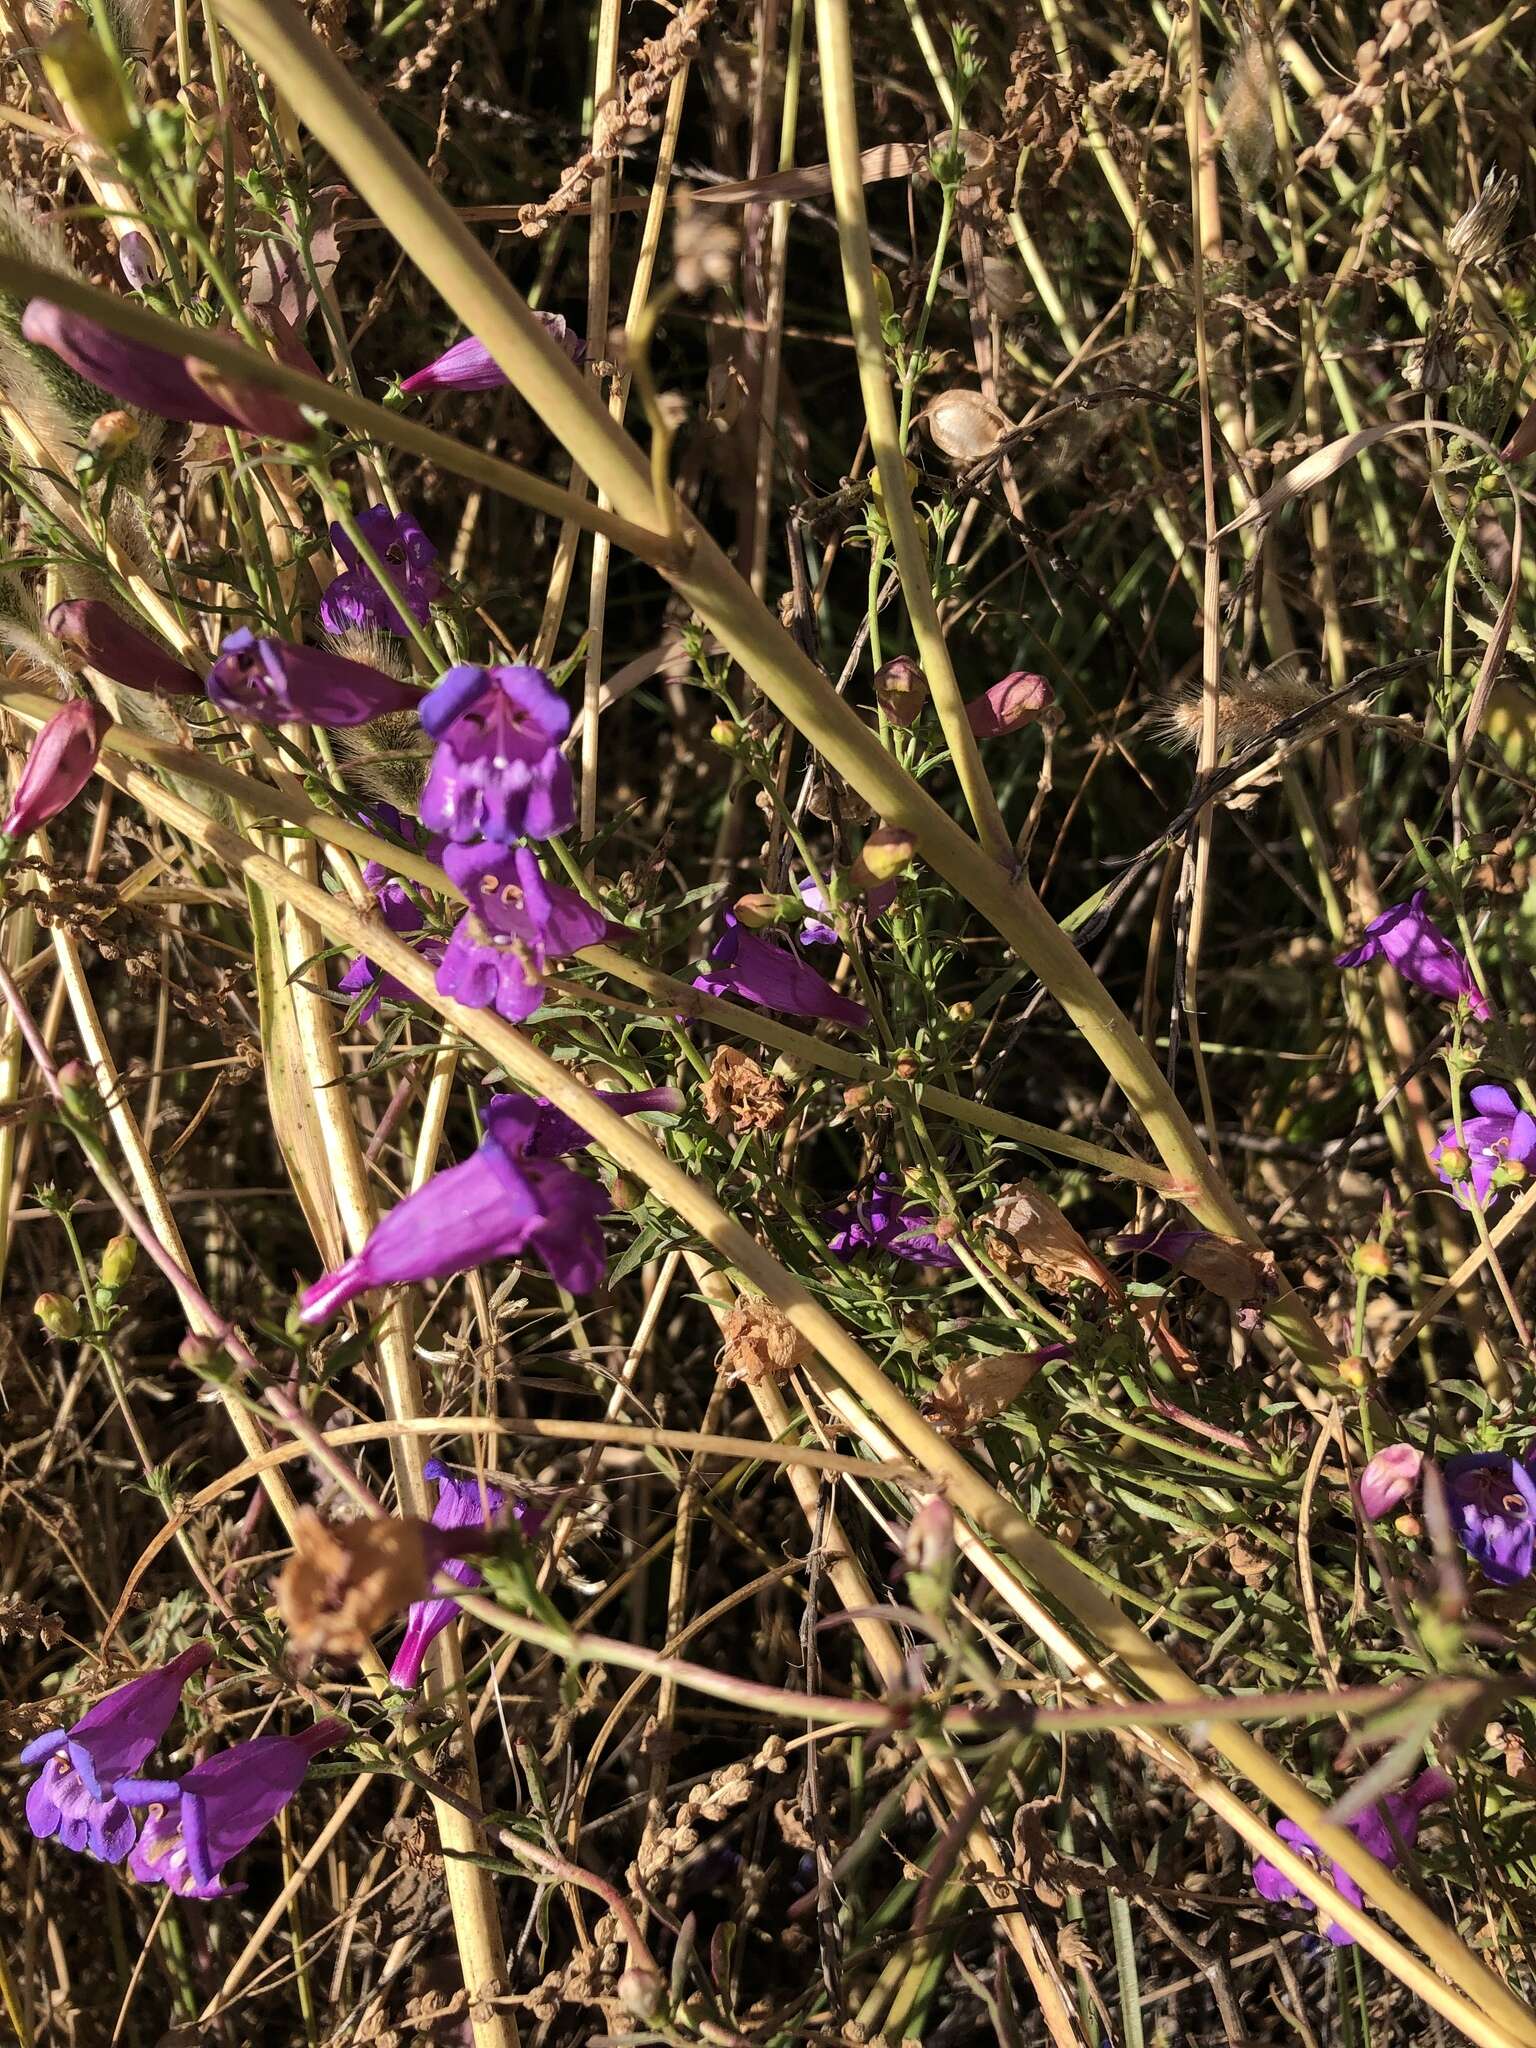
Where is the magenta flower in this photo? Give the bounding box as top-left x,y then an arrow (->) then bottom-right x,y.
1358,1444 -> 1424,1521
2,698 -> 111,842
399,315 -> 585,395
966,671 -> 1054,737
434,842 -> 608,1023
1252,1769 -> 1452,1945
1431,1086 -> 1536,1209
122,1719 -> 345,1898
1445,1451 -> 1536,1584
209,629 -> 420,727
299,1093 -> 606,1321
1336,891 -> 1488,1017
389,1460 -> 544,1690
694,915 -> 869,1030
526,1085 -> 683,1158
20,1643 -> 211,1864
796,874 -> 897,946
319,509 -> 442,636
47,600 -> 201,697
21,299 -> 307,437
827,1174 -> 961,1268
420,664 -> 574,843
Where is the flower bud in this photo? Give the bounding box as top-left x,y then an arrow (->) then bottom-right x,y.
709,718 -> 743,752
731,891 -> 800,930
902,1495 -> 956,1619
967,671 -> 1054,738
873,655 -> 927,727
34,1291 -> 80,1340
847,825 -> 917,892
893,1051 -> 920,1081
1352,1241 -> 1391,1280
99,1232 -> 137,1290
1359,1443 -> 1424,1520
118,231 -> 158,291
47,600 -> 202,697
1438,1144 -> 1471,1182
617,1966 -> 665,2021
1337,1353 -> 1373,1390
56,1059 -> 101,1120
1,698 -> 111,842
607,1170 -> 640,1212
842,1083 -> 873,1111
40,19 -> 135,150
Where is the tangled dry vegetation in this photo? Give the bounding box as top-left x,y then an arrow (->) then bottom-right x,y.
3,0 -> 1536,2044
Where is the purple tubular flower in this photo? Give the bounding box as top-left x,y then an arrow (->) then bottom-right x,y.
419,664 -> 574,843
434,842 -> 608,1024
796,874 -> 898,946
2,698 -> 111,841
20,1643 -> 211,1864
1444,1451 -> 1536,1584
1431,1085 -> 1536,1209
1252,1769 -> 1452,1946
47,600 -> 201,697
399,315 -> 585,396
209,629 -> 420,727
389,1459 -> 543,1690
827,1173 -> 961,1268
21,299 -> 307,436
319,508 -> 442,636
694,915 -> 870,1030
1336,890 -> 1489,1018
338,877 -> 444,1024
123,1719 -> 345,1898
299,1094 -> 605,1322
526,1085 -> 684,1159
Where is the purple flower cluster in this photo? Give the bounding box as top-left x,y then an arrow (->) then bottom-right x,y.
19,1643 -> 343,1897
1252,1769 -> 1451,1946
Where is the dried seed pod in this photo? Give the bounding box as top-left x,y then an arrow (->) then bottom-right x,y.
1447,167 -> 1520,267
927,1347 -> 1058,1438
919,390 -> 1012,465
987,1179 -> 1105,1291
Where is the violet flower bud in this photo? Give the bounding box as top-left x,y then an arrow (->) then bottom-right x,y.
118,232 -> 158,292
2,698 -> 110,842
48,599 -> 201,697
19,1643 -> 211,1864
1444,1451 -> 1536,1584
1252,1769 -> 1452,1945
1357,1444 -> 1424,1521
399,314 -> 586,396
693,914 -> 870,1030
873,656 -> 928,727
21,298 -> 307,437
419,663 -> 574,843
966,671 -> 1053,737
299,1094 -> 606,1322
1336,890 -> 1489,1018
122,1718 -> 346,1898
209,629 -> 420,727
318,508 -> 442,637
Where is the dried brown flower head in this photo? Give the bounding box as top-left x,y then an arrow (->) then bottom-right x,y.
918,389 -> 1012,465
926,1350 -> 1048,1439
274,1509 -> 432,1663
702,1045 -> 786,1135
987,1180 -> 1105,1292
720,1298 -> 810,1385
1447,167 -> 1519,268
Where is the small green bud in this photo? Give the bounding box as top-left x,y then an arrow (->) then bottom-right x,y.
56,1059 -> 101,1120
41,20 -> 136,150
709,719 -> 743,752
1337,1353 -> 1373,1390
99,1232 -> 137,1291
1352,1241 -> 1391,1280
35,1292 -> 81,1340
